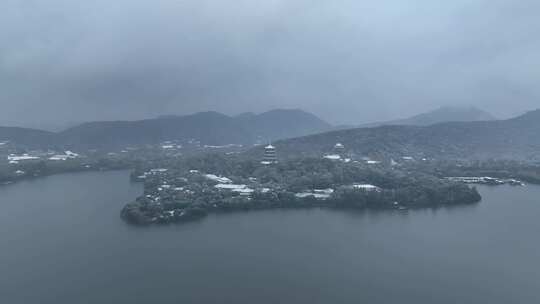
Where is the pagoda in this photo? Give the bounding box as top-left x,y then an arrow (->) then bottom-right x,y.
334,143 -> 345,154
261,144 -> 277,164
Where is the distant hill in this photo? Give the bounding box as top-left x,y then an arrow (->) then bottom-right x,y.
58,111 -> 252,148
359,106 -> 496,128
0,127 -> 55,148
263,109 -> 540,161
1,109 -> 332,149
235,109 -> 331,143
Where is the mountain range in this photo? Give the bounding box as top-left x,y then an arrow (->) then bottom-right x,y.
360,106 -> 496,128
0,109 -> 331,149
2,106 -> 536,161
334,106 -> 496,130
267,109 -> 540,161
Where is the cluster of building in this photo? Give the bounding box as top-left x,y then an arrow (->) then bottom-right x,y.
160,140 -> 245,152
295,188 -> 334,199
321,143 -> 388,165
5,151 -> 80,164
135,168 -> 168,179
135,164 -> 387,223
48,151 -> 80,161
294,183 -> 381,200
161,141 -> 183,150
124,141 -> 432,224
446,176 -> 524,186
7,154 -> 41,164
322,143 -> 429,166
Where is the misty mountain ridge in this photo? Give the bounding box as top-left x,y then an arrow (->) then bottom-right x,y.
0,109 -> 331,149
2,107 -> 540,161
267,108 -> 540,161
358,106 -> 496,128
0,127 -> 55,147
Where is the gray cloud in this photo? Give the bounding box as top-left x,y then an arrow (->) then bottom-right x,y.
1,0 -> 539,128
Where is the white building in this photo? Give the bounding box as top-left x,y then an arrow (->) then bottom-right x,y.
334,143 -> 345,154
205,174 -> 233,184
323,154 -> 342,161
351,184 -> 381,192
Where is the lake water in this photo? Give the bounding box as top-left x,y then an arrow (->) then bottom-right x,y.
0,171 -> 539,304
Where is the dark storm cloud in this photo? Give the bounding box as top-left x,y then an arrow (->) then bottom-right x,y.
1,0 -> 539,127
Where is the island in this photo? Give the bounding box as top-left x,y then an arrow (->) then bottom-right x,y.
121,154 -> 482,225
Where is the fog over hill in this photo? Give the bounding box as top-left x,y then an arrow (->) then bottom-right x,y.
0,127 -> 55,147
266,109 -> 540,161
358,106 -> 496,128
2,106 -> 540,162
0,109 -> 331,149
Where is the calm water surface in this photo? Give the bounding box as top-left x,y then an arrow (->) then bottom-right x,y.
0,171 -> 539,304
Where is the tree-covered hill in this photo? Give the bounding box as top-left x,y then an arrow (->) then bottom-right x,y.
359,106 -> 496,128
0,127 -> 55,148
261,109 -> 540,161
0,109 -> 332,149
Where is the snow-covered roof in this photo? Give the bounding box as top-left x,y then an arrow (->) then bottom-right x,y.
215,184 -> 247,190
7,154 -> 40,161
352,184 -> 380,191
215,184 -> 255,194
232,188 -> 255,194
295,192 -> 331,199
313,188 -> 334,194
205,174 -> 232,184
49,155 -> 68,161
48,151 -> 79,161
366,160 -> 381,164
204,144 -> 243,149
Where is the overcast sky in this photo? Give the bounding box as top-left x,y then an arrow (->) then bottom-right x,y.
1,0 -> 539,128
